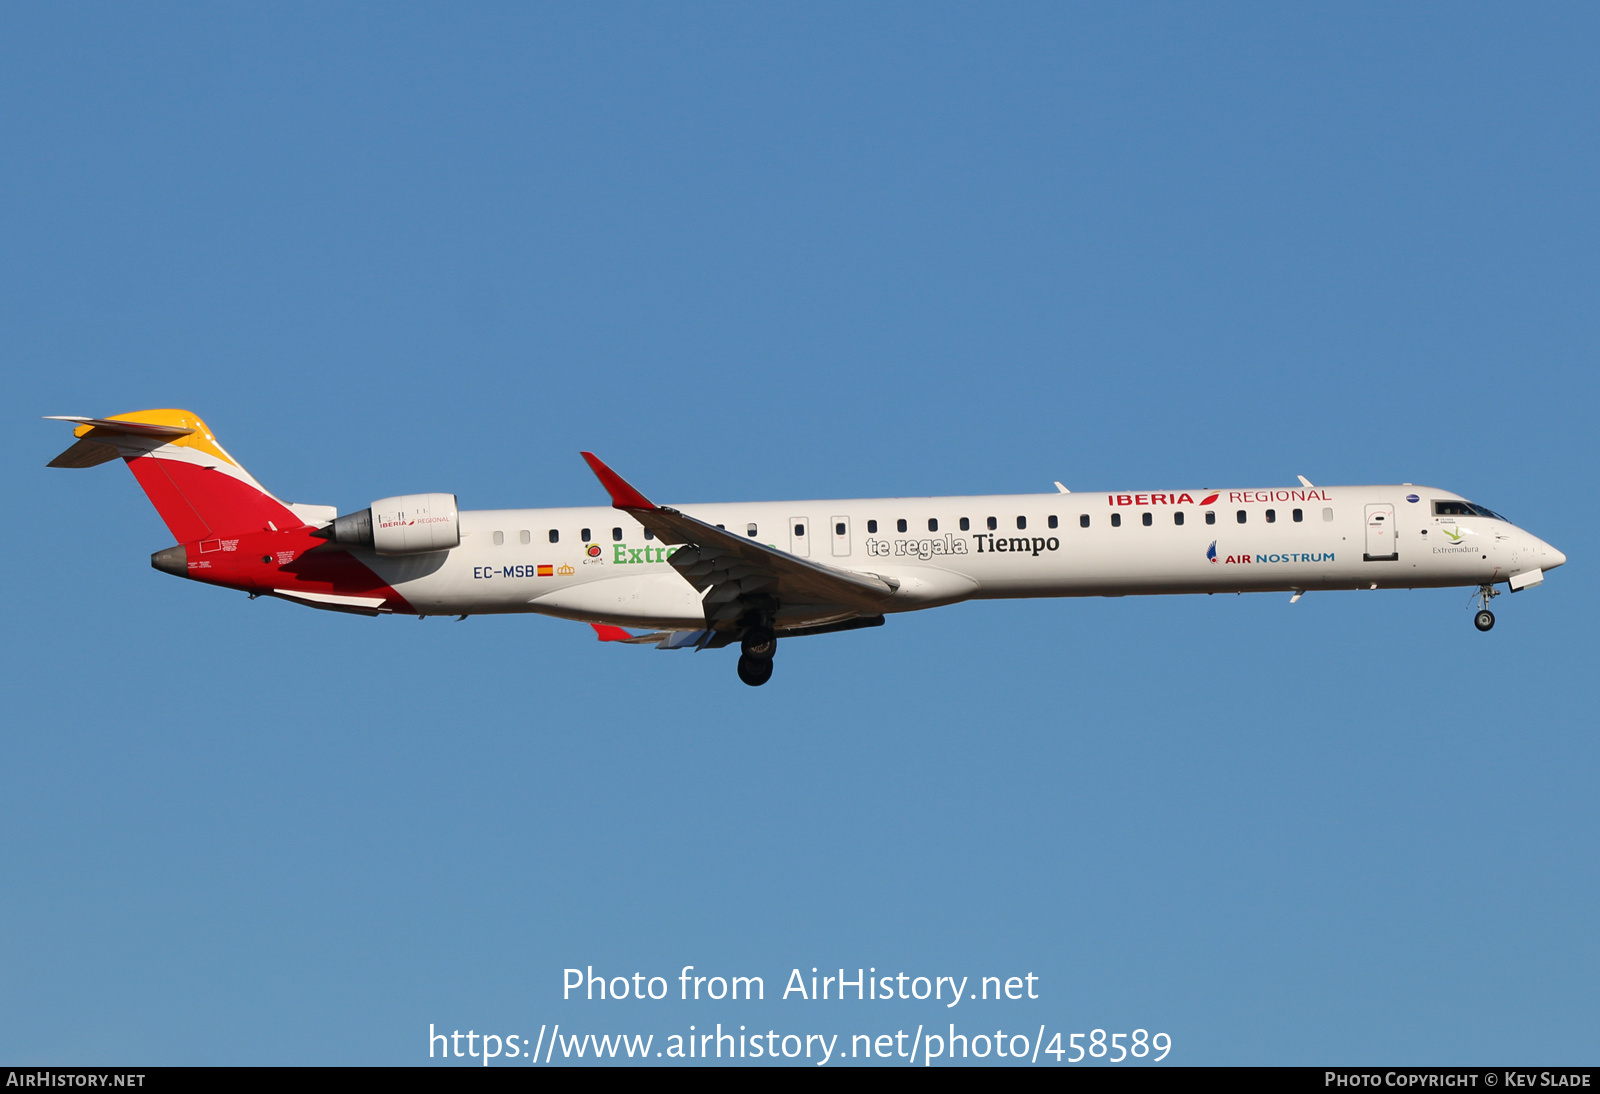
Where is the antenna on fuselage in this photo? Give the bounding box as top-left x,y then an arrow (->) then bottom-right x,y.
1297,475 -> 1314,488
1054,481 -> 1070,494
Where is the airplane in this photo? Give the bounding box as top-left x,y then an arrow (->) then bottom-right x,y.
47,409 -> 1567,686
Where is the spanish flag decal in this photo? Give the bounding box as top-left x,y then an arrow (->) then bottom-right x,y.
537,564 -> 554,577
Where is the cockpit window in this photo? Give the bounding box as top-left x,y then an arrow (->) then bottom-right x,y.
1433,500 -> 1508,521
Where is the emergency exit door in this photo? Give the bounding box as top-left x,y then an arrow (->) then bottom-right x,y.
1364,503 -> 1398,561
789,517 -> 810,557
830,516 -> 851,556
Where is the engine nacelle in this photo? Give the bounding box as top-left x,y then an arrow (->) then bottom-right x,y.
323,493 -> 459,555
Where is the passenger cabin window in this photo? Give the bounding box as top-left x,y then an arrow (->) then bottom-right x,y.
1016,516 -> 1027,530
793,523 -> 805,537
1322,508 -> 1334,522
644,528 -> 654,540
897,519 -> 907,533
519,530 -> 530,544
1236,510 -> 1247,524
612,527 -> 622,541
1174,511 -> 1185,526
1047,515 -> 1058,529
1292,509 -> 1303,523
747,523 -> 758,537
959,517 -> 970,531
1266,509 -> 1276,523
548,529 -> 559,543
867,520 -> 878,533
1142,512 -> 1152,526
928,518 -> 938,532
493,531 -> 504,546
1079,514 -> 1090,528
1111,513 -> 1121,527
835,522 -> 846,536
1205,511 -> 1216,525
987,517 -> 997,530
581,528 -> 591,542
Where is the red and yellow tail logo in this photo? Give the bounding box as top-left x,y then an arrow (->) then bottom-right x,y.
46,409 -> 302,541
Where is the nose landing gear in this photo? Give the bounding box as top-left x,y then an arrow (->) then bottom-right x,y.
1473,584 -> 1499,632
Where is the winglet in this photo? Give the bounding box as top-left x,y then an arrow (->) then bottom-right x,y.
591,623 -> 636,642
580,452 -> 656,510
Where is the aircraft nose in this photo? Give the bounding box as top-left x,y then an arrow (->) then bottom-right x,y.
1531,535 -> 1566,570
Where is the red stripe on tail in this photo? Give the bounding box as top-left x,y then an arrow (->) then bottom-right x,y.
126,455 -> 302,540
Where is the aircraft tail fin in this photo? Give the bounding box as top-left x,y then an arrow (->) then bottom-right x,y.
44,410 -> 304,542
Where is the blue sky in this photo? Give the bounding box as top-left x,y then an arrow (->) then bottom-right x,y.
2,3 -> 1595,1065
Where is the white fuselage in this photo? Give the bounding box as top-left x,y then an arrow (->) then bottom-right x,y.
356,484 -> 1565,628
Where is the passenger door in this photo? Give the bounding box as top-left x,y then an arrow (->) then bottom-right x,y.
1364,503 -> 1398,561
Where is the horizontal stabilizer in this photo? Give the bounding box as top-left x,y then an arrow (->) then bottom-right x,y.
44,409 -> 302,541
44,416 -> 195,438
48,438 -> 122,468
44,414 -> 194,468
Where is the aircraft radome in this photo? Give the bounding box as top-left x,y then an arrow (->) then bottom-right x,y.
47,410 -> 1567,686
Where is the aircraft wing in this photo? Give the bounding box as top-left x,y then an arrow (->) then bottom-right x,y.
591,623 -> 710,648
580,452 -> 897,624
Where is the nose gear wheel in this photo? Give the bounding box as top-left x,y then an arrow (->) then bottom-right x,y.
1472,585 -> 1499,632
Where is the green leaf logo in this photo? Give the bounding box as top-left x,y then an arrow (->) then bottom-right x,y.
1443,527 -> 1464,543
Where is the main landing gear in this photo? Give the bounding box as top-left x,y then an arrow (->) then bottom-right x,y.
737,625 -> 776,687
1473,584 -> 1499,632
